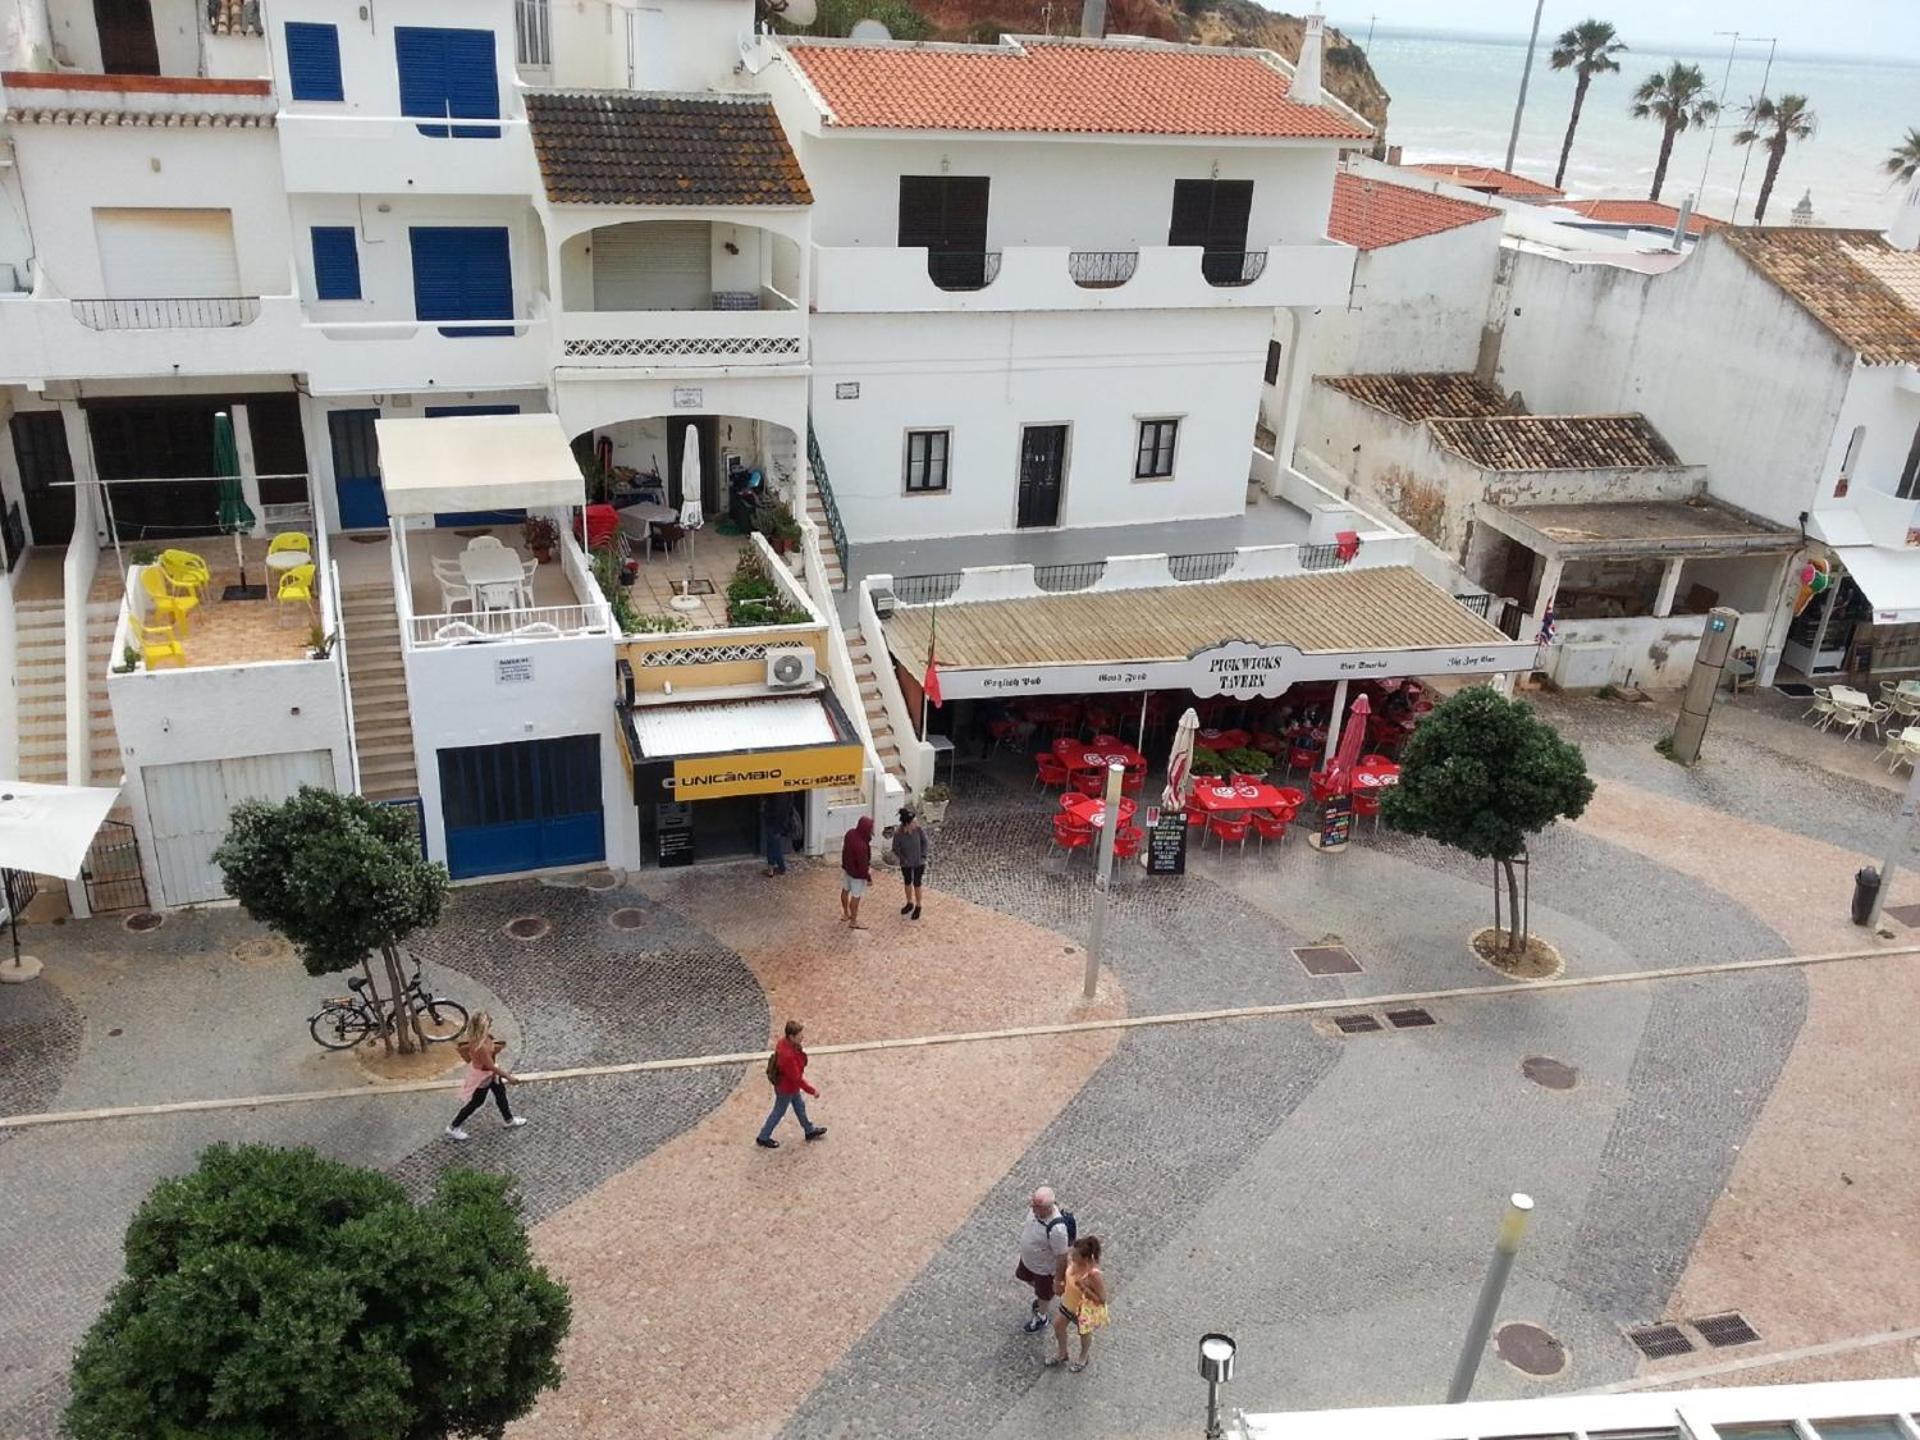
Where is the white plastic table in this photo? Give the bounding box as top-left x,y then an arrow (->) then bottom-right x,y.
460,545 -> 525,611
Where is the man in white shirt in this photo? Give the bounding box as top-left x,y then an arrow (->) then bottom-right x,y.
1014,1185 -> 1072,1334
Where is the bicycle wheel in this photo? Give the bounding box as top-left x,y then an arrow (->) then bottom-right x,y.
310,1004 -> 375,1051
414,997 -> 469,1044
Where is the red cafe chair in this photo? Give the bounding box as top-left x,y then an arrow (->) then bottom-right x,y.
1229,772 -> 1266,788
1352,791 -> 1383,830
1270,786 -> 1306,813
1112,824 -> 1145,861
1286,741 -> 1319,776
1060,792 -> 1085,812
1090,732 -> 1123,748
1051,812 -> 1094,860
1206,811 -> 1252,854
1034,753 -> 1071,792
1120,760 -> 1147,794
1309,769 -> 1342,806
1251,810 -> 1291,849
1187,805 -> 1208,829
1072,765 -> 1107,798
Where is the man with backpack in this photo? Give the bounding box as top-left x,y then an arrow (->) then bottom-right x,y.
755,1019 -> 827,1149
1014,1186 -> 1075,1332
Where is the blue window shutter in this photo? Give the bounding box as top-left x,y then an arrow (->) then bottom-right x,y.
395,27 -> 449,136
410,227 -> 512,338
284,22 -> 343,102
310,227 -> 361,301
395,27 -> 499,139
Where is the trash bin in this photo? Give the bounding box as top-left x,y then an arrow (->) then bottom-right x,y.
1851,866 -> 1881,926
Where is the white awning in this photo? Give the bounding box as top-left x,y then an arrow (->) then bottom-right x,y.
374,414 -> 583,518
1835,546 -> 1920,624
630,696 -> 836,757
0,781 -> 122,880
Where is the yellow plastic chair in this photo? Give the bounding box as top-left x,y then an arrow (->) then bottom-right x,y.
276,561 -> 316,626
159,548 -> 210,600
140,564 -> 198,634
267,532 -> 312,557
138,621 -> 186,669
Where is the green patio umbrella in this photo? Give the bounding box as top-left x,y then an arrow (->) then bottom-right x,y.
213,411 -> 261,599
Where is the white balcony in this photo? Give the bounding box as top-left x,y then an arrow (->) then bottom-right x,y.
301,314 -> 551,396
276,115 -> 539,196
0,293 -> 305,383
811,242 -> 1356,314
1848,483 -> 1920,550
554,297 -> 805,371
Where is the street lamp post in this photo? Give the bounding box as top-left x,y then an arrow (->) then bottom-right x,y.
1199,1333 -> 1237,1439
1083,760 -> 1124,1001
1503,0 -> 1546,174
1447,1193 -> 1534,1403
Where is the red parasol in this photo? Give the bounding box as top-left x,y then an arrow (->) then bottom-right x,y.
1327,693 -> 1371,796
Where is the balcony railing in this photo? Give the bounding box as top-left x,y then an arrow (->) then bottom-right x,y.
1067,251 -> 1140,288
1202,250 -> 1269,287
928,251 -> 1001,292
407,603 -> 611,649
71,296 -> 262,330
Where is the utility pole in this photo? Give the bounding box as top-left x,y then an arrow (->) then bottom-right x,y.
1083,760 -> 1124,1001
1730,37 -> 1779,222
1503,0 -> 1546,175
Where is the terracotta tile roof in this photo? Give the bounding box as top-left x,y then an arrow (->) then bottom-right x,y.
1410,163 -> 1563,199
1320,373 -> 1510,423
205,0 -> 261,35
1549,198 -> 1723,237
1428,415 -> 1682,471
1718,227 -> 1920,366
781,37 -> 1372,139
524,91 -> 811,206
1328,173 -> 1499,250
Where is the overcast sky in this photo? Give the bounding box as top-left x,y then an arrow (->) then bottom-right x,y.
1327,1 -> 1920,60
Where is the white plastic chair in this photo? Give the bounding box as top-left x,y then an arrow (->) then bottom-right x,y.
436,576 -> 474,614
467,535 -> 505,552
1804,687 -> 1837,729
519,558 -> 538,608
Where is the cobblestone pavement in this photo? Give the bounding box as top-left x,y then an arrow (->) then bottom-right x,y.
4,691 -> 1920,1438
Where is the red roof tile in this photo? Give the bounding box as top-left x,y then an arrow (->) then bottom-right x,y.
1550,198 -> 1723,236
1410,163 -> 1563,199
1329,173 -> 1498,250
782,38 -> 1372,139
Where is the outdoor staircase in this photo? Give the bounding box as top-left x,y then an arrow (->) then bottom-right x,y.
340,582 -> 419,802
83,599 -> 123,785
802,485 -> 845,591
844,630 -> 905,790
14,596 -> 121,786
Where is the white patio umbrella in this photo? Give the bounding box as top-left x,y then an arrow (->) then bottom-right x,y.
669,422 -> 706,612
1162,706 -> 1200,812
0,781 -> 122,982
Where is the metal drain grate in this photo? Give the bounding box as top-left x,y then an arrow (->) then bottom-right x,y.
1692,1312 -> 1759,1348
1385,1008 -> 1437,1029
1626,1324 -> 1695,1360
1293,945 -> 1362,976
1333,1013 -> 1382,1034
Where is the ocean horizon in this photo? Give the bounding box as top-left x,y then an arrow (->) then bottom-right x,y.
1337,23 -> 1920,227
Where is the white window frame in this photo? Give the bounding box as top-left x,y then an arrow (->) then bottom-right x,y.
902,427 -> 952,496
1134,415 -> 1182,482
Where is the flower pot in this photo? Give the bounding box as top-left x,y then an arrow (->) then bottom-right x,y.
533,546 -> 554,564
919,799 -> 949,824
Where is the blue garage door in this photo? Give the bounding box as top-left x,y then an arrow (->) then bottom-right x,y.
425,404 -> 523,528
438,735 -> 604,880
410,225 -> 513,339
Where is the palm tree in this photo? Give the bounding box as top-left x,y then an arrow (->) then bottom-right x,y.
1630,61 -> 1718,202
1549,19 -> 1627,189
1733,94 -> 1816,223
1888,127 -> 1920,186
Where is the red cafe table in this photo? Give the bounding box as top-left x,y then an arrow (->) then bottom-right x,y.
1352,757 -> 1401,791
1054,738 -> 1147,770
1060,793 -> 1139,830
1190,781 -> 1304,814
1194,728 -> 1250,751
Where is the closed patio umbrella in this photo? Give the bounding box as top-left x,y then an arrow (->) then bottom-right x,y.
669,422 -> 706,612
1328,692 -> 1371,794
213,411 -> 260,599
1163,706 -> 1199,811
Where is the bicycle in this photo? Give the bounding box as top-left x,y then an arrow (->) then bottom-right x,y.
308,966 -> 468,1051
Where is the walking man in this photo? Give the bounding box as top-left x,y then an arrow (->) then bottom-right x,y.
1014,1186 -> 1073,1332
761,792 -> 796,877
840,815 -> 873,929
891,807 -> 930,920
756,1019 -> 827,1149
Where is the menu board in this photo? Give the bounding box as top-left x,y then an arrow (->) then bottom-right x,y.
656,801 -> 694,868
1318,795 -> 1353,852
1145,812 -> 1188,876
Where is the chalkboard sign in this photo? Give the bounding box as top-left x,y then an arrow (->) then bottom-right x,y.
1145,811 -> 1188,876
1318,795 -> 1353,852
656,801 -> 694,868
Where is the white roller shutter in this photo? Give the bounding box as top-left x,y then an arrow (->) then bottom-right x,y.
143,750 -> 336,906
592,222 -> 710,312
94,208 -> 241,299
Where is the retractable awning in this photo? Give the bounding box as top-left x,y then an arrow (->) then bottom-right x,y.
1833,546 -> 1920,624
0,781 -> 122,880
617,693 -> 865,803
374,414 -> 583,518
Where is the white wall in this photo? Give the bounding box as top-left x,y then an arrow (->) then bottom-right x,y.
289,194 -> 545,320
811,306 -> 1269,541
46,0 -> 200,75
404,634 -> 639,874
266,0 -> 520,120
1550,606 -> 1773,690
1494,238 -> 1852,530
1824,363 -> 1920,501
11,124 -> 291,298
1310,218 -> 1503,376
548,0 -> 754,93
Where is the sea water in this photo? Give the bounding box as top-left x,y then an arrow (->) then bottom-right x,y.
1349,26 -> 1920,228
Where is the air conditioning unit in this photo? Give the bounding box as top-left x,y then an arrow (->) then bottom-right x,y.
766,648 -> 816,689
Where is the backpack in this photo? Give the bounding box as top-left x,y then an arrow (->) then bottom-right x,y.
1045,1209 -> 1078,1247
765,1050 -> 780,1085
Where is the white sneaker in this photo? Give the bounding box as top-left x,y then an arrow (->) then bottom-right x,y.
505,1117 -> 528,1128
445,1125 -> 470,1142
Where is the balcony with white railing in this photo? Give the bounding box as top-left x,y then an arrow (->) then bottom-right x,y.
302,311 -> 552,397
554,292 -> 805,370
812,241 -> 1355,314
395,519 -> 614,651
0,292 -> 305,384
276,112 -> 538,197
1844,481 -> 1920,550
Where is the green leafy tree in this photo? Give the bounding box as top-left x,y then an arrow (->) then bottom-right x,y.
1733,93 -> 1816,223
1886,126 -> 1920,185
214,786 -> 448,1053
1630,61 -> 1718,202
64,1144 -> 570,1440
1549,19 -> 1627,188
1381,687 -> 1594,954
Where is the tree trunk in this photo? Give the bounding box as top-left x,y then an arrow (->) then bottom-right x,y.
381,944 -> 416,1054
1754,140 -> 1785,223
1555,75 -> 1590,188
360,954 -> 392,1055
1650,123 -> 1677,200
1501,856 -> 1523,954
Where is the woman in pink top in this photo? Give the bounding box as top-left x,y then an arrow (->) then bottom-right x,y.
446,1011 -> 528,1142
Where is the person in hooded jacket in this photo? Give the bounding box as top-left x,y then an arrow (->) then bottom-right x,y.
840,815 -> 873,929
756,1018 -> 826,1149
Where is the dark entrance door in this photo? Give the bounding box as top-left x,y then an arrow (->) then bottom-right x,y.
93,0 -> 159,74
898,175 -> 991,290
665,415 -> 721,514
1017,425 -> 1067,529
330,409 -> 387,530
11,412 -> 76,547
1170,178 -> 1255,284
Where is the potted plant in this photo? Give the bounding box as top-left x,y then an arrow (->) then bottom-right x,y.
113,644 -> 139,675
522,514 -> 560,564
129,544 -> 160,567
307,625 -> 336,660
917,782 -> 952,824
1223,746 -> 1275,781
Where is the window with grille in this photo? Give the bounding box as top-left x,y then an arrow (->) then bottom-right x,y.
904,429 -> 950,493
1136,419 -> 1179,480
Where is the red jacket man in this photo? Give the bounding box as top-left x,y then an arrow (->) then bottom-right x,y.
756,1020 -> 825,1149
771,1034 -> 817,1098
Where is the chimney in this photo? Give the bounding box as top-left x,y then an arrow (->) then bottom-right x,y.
1670,193 -> 1693,252
1891,173 -> 1920,251
1079,0 -> 1105,38
1292,9 -> 1324,107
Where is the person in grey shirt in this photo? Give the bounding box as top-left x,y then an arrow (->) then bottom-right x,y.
891,807 -> 931,920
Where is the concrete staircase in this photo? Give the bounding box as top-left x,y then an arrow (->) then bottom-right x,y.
14,596 -> 121,785
843,629 -> 905,791
340,582 -> 418,802
82,600 -> 122,785
802,486 -> 846,592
